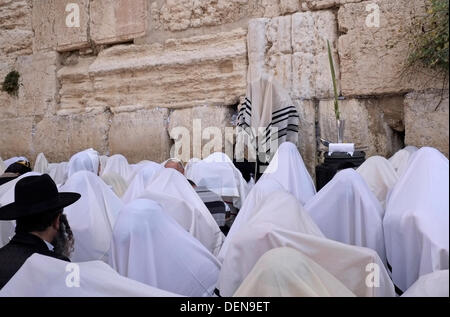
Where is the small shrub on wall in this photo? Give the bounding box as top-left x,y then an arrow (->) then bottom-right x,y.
2,70 -> 20,97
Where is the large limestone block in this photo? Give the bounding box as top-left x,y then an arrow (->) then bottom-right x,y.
168,105 -> 235,161
319,98 -> 403,158
0,116 -> 33,160
54,0 -> 90,52
57,56 -> 96,110
16,51 -> 60,117
58,29 -> 247,110
33,109 -> 111,163
405,90 -> 449,157
300,0 -> 362,10
294,99 -> 316,178
0,0 -> 33,79
338,0 -> 446,96
90,0 -> 147,45
32,0 -> 89,52
109,107 -> 171,163
248,11 -> 339,99
154,0 -> 250,32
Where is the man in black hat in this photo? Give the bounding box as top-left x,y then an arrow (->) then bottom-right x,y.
0,174 -> 81,289
0,160 -> 32,186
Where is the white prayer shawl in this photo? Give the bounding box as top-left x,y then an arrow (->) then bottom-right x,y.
217,177 -> 284,263
3,156 -> 28,169
402,270 -> 449,297
0,254 -> 180,297
99,155 -> 109,175
101,172 -> 128,198
121,163 -> 163,204
185,152 -> 249,208
139,168 -> 225,256
388,146 -> 418,178
356,156 -> 399,209
100,154 -> 134,184
305,169 -> 387,265
33,153 -> 49,174
384,147 -> 449,292
0,157 -> 6,175
0,172 -> 41,248
60,171 -> 123,262
47,162 -> 68,186
234,247 -> 355,297
67,149 -> 99,178
217,191 -> 395,297
236,73 -> 299,162
108,199 -> 220,297
259,142 -> 316,205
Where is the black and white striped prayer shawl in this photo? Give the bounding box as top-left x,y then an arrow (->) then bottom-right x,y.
236,96 -> 299,164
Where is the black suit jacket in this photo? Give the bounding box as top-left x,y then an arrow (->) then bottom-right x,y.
0,232 -> 70,289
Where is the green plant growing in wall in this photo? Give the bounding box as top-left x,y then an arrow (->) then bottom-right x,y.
407,0 -> 449,73
327,40 -> 340,121
2,70 -> 20,97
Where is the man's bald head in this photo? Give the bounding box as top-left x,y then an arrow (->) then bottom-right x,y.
164,160 -> 185,175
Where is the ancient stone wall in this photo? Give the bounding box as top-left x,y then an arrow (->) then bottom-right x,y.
1,0 -> 448,177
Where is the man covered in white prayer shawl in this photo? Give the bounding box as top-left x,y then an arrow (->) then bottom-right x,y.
384,147 -> 449,294
388,146 -> 418,178
234,247 -> 355,297
305,169 -> 387,266
218,141 -> 316,262
101,172 -> 128,198
60,171 -> 123,262
121,162 -> 163,204
217,190 -> 395,297
67,149 -> 100,179
185,152 -> 249,209
0,254 -> 180,297
259,142 -> 316,205
46,162 -> 69,186
108,199 -> 220,297
100,154 -> 134,184
33,153 -> 49,174
356,156 -> 399,209
139,168 -> 225,256
236,73 -> 299,167
401,270 -> 449,297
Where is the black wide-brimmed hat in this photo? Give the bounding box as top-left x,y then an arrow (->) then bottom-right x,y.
0,174 -> 80,221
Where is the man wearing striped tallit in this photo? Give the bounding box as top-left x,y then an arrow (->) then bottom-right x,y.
235,73 -> 299,171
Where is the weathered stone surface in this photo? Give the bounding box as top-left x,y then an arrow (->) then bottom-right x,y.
338,0 -> 446,96
168,105 -> 235,161
31,0 -> 56,52
0,0 -> 33,80
301,0 -> 362,10
58,56 -> 96,110
153,0 -> 250,32
405,90 -> 449,157
54,0 -> 90,52
109,107 -> 171,163
90,0 -> 147,45
16,51 -> 60,117
319,98 -> 404,158
0,116 -> 33,160
32,108 -> 111,163
294,99 -> 316,178
280,0 -> 301,14
248,11 -> 339,99
32,0 -> 89,52
58,29 -> 247,110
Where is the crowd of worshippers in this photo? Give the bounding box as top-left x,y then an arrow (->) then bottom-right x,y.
0,143 -> 448,297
